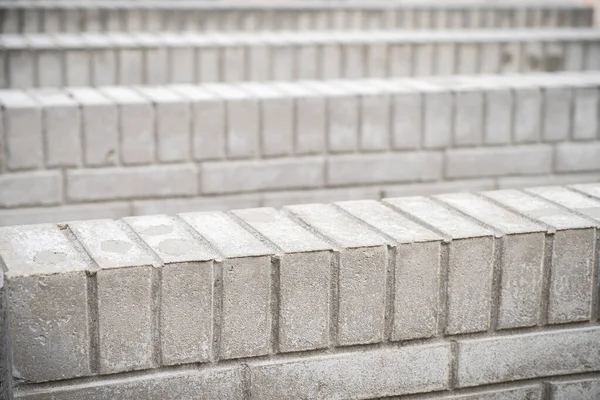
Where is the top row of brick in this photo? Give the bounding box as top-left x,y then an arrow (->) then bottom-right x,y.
0,1 -> 592,34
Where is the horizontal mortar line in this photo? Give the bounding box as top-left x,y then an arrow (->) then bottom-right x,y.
14,321 -> 600,393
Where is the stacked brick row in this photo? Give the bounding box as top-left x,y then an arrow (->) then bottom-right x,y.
0,183 -> 598,399
2,29 -> 600,89
0,1 -> 593,34
1,73 -> 600,226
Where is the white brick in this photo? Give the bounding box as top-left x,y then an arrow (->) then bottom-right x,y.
68,219 -> 157,374
445,145 -> 553,178
205,84 -> 259,159
274,82 -> 326,156
100,87 -> 154,165
232,208 -> 333,352
238,83 -> 293,157
67,165 -> 198,202
284,203 -> 388,345
30,90 -> 80,168
250,344 -> 450,399
327,152 -> 442,186
555,142 -> 600,173
172,84 -> 225,161
68,87 -> 118,167
303,81 -> 358,153
124,214 -> 217,365
178,211 -> 272,359
0,90 -> 43,170
0,202 -> 131,227
0,171 -> 61,208
135,86 -> 190,163
457,327 -> 600,387
202,158 -> 324,195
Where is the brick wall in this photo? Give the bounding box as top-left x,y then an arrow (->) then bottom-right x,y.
0,183 -> 599,399
1,73 -> 600,226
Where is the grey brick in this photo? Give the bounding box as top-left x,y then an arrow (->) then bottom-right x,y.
178,212 -> 272,359
498,173 -> 600,190
445,145 -> 553,178
543,85 -> 572,142
385,196 -> 494,334
483,84 -> 512,145
135,86 -> 190,163
549,378 -> 600,400
555,142 -> 600,173
261,187 -> 381,209
202,158 -> 324,195
0,224 -> 90,382
457,327 -> 600,387
100,87 -> 155,166
133,195 -> 262,217
327,152 -> 442,186
383,179 -> 496,198
250,344 -> 450,399
336,200 -> 443,340
454,86 -> 484,146
14,367 -> 244,400
403,385 -> 542,400
0,91 -> 43,170
69,219 -> 157,374
512,83 -> 541,144
526,185 -> 600,224
437,192 -> 546,329
232,208 -> 333,352
483,189 -> 595,323
68,87 -> 118,167
124,215 -> 218,365
572,86 -> 599,140
422,83 -> 452,149
285,203 -> 388,345
571,182 -> 600,200
0,203 -> 131,227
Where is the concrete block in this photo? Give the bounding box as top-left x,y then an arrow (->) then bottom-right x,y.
555,142 -> 600,173
100,86 -> 155,166
124,214 -> 217,365
336,200 -> 443,340
342,43 -> 365,79
0,224 -> 90,382
178,212 -> 273,359
500,42 -> 522,74
366,41 -> 388,78
134,86 -> 190,163
483,84 -> 512,145
412,43 -> 434,77
165,36 -> 195,84
87,41 -> 117,86
6,46 -> 35,89
269,37 -> 295,81
565,41 -> 585,71
296,42 -> 319,80
453,85 -> 484,146
498,173 -> 600,190
250,344 -> 450,399
457,327 -> 600,387
445,145 -> 553,179
238,83 -> 293,157
15,366 -> 243,400
483,189 -> 595,323
0,171 -> 61,208
69,219 -> 157,374
114,43 -> 143,85
456,42 -> 479,75
232,208 -> 333,352
480,42 -> 501,74
0,91 -> 43,170
526,185 -> 600,224
274,82 -> 326,155
202,157 -> 323,195
68,87 -> 118,167
284,203 -> 387,345
138,34 -> 168,85
55,42 -> 91,85
402,386 -> 542,400
385,196 -> 494,334
248,42 -> 270,81
435,42 -> 457,76
0,270 -> 11,399
571,182 -> 600,200
335,81 -> 389,152
204,84 -> 259,159
549,378 -> 600,400
172,84 -> 225,161
437,192 -> 546,329
388,43 -> 412,77
327,152 -> 442,186
220,41 -> 246,83
68,165 -> 197,202
303,81 -> 358,153
29,36 -> 63,88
